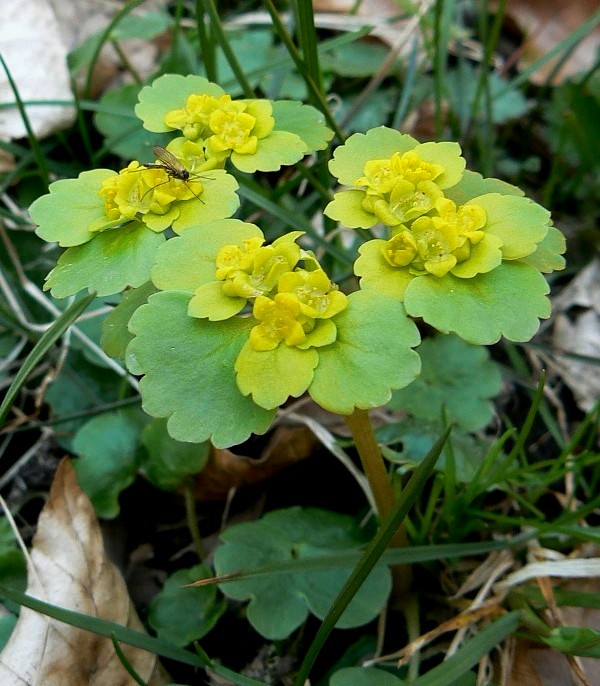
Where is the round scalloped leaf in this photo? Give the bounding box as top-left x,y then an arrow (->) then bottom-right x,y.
44,223 -> 165,298
135,74 -> 225,133
72,408 -> 146,518
309,290 -> 421,414
470,194 -> 550,260
388,333 -> 502,431
404,262 -> 551,344
151,219 -> 263,291
100,281 -> 157,359
235,340 -> 319,410
126,290 -> 276,447
271,100 -> 333,151
214,507 -> 392,640
140,418 -> 209,491
329,127 -> 418,185
188,281 -> 246,320
148,564 -> 225,646
171,169 -> 240,233
444,169 -> 523,205
29,169 -> 115,247
230,130 -> 307,173
324,189 -> 378,229
520,226 -> 566,273
354,239 -> 415,301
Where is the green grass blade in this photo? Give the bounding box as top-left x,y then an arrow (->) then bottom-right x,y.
0,54 -> 50,188
294,425 -> 453,686
411,612 -> 521,685
0,292 -> 96,430
111,636 -> 148,686
0,585 -> 270,685
84,0 -> 149,97
293,0 -> 323,98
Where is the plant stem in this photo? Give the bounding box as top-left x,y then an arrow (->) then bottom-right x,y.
184,484 -> 207,561
345,408 -> 411,594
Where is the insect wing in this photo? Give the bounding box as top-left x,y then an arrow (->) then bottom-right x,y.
151,146 -> 187,175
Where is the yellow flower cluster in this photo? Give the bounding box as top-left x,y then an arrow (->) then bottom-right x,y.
98,161 -> 203,228
214,237 -> 348,351
355,151 -> 487,278
164,94 -> 275,158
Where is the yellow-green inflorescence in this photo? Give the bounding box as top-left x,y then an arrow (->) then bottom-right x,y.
190,231 -> 348,352
164,94 -> 275,161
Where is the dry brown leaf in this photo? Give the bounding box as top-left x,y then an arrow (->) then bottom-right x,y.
504,0 -> 600,84
552,258 -> 600,413
194,425 -> 317,501
0,0 -> 75,140
0,459 -> 169,686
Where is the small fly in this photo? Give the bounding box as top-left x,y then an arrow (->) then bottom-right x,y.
136,146 -> 205,202
145,146 -> 192,182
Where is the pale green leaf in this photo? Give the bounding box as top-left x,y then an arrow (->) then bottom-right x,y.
126,291 -> 276,447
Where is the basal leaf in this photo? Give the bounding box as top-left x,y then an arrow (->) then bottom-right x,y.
330,667 -> 404,686
140,418 -> 209,491
148,565 -> 225,646
72,408 -> 147,518
126,290 -> 276,447
44,223 -> 165,298
214,507 -> 391,640
309,290 -> 421,414
388,334 -> 502,431
444,169 -> 523,206
520,226 -> 566,273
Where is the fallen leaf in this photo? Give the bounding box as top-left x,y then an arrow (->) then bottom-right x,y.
194,425 -> 317,501
0,0 -> 75,140
0,459 -> 169,685
552,258 -> 600,412
504,0 -> 600,84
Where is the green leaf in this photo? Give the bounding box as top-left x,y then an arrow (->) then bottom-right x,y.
69,12 -> 172,72
380,419 -> 499,483
140,418 -> 209,490
135,74 -> 225,133
235,342 -> 319,410
126,290 -> 276,447
214,507 -> 392,640
447,67 -> 530,124
44,222 -> 165,299
519,226 -> 566,273
325,189 -> 379,229
470,194 -> 550,260
271,100 -> 333,152
388,334 -> 502,431
404,262 -> 551,344
94,84 -> 171,163
444,170 -> 524,206
170,169 -> 240,232
72,408 -> 147,518
151,219 -> 263,292
101,281 -> 157,359
148,564 -> 226,646
309,290 -> 421,414
330,667 -> 404,685
29,169 -> 116,247
322,41 -> 391,77
354,239 -> 415,299
231,130 -> 307,173
0,615 -> 17,652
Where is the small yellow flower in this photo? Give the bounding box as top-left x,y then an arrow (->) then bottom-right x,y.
249,293 -> 309,351
277,269 -> 348,319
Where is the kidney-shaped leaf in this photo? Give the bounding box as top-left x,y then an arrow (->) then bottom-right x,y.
214,507 -> 391,640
